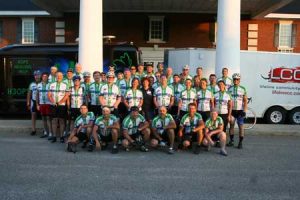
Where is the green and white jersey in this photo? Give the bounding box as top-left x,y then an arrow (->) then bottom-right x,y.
37,82 -> 50,104
135,72 -> 147,80
152,114 -> 175,134
28,82 -> 39,101
180,88 -> 197,111
63,78 -> 74,90
48,74 -> 56,83
197,89 -> 214,112
94,114 -> 118,136
88,82 -> 103,105
214,91 -> 232,114
180,113 -> 203,134
228,85 -> 247,111
167,76 -> 174,85
48,81 -> 68,105
122,114 -> 145,135
117,78 -> 132,97
207,84 -> 220,94
181,74 -> 193,83
100,83 -> 120,107
74,112 -> 95,133
125,89 -> 143,110
205,116 -> 223,131
146,73 -> 156,82
154,85 -> 174,107
218,76 -> 233,90
170,83 -> 185,106
70,86 -> 85,108
152,82 -> 161,90
74,72 -> 84,82
81,82 -> 90,92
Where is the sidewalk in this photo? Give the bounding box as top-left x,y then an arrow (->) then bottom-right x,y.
0,120 -> 299,136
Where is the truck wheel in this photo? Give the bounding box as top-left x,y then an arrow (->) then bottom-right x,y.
289,107 -> 300,124
265,107 -> 286,124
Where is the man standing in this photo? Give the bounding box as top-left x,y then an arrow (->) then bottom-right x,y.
48,66 -> 57,83
207,74 -> 220,94
153,74 -> 174,113
228,73 -> 248,149
151,106 -> 176,154
178,78 -> 197,119
88,71 -> 103,117
197,78 -> 214,122
218,67 -> 233,90
181,65 -> 193,83
27,70 -> 41,135
157,62 -> 164,74
74,63 -> 84,80
48,72 -> 69,143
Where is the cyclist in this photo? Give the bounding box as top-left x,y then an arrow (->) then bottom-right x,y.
151,106 -> 176,154
214,80 -> 232,133
153,74 -> 174,114
63,68 -> 74,89
166,67 -> 174,85
197,78 -> 214,122
152,71 -> 161,90
136,63 -> 147,80
145,62 -> 156,82
74,63 -> 84,81
48,66 -> 57,83
203,109 -> 228,156
207,74 -> 220,94
91,106 -> 120,153
67,75 -> 86,133
122,106 -> 151,152
178,103 -> 205,154
157,62 -> 164,74
169,74 -> 185,118
66,104 -> 94,153
48,72 -> 69,143
124,77 -> 143,113
99,72 -> 121,117
27,70 -> 41,136
88,71 -> 103,117
36,72 -> 52,138
218,67 -> 232,90
178,78 -> 197,119
228,73 -> 248,149
117,68 -> 132,98
181,65 -> 193,84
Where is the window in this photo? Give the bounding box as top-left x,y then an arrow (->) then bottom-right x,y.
148,16 -> 165,42
22,18 -> 34,44
274,21 -> 297,52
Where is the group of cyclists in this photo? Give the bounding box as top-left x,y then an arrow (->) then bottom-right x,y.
27,62 -> 248,156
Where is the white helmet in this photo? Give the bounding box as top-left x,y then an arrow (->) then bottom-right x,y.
232,73 -> 241,79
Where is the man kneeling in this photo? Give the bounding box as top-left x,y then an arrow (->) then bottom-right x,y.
91,106 -> 120,154
122,106 -> 150,152
67,104 -> 94,153
203,109 -> 228,156
151,106 -> 176,154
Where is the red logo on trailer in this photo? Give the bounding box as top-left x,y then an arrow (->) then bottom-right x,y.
261,67 -> 300,83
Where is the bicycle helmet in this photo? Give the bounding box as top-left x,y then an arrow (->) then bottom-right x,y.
72,75 -> 81,81
33,70 -> 41,76
232,73 -> 241,79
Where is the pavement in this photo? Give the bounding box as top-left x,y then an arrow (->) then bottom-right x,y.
0,120 -> 299,136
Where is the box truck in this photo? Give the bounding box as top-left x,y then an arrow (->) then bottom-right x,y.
164,48 -> 300,124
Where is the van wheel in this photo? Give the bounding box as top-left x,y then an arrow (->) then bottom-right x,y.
265,107 -> 286,124
289,107 -> 300,124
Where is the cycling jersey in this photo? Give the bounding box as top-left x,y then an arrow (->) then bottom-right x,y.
63,78 -> 74,89
214,91 -> 232,114
218,76 -> 232,90
28,82 -> 39,101
197,89 -> 214,112
207,84 -> 220,94
88,82 -> 103,105
117,78 -> 132,97
94,114 -> 118,136
154,85 -> 174,107
228,85 -> 247,110
100,83 -> 120,107
205,116 -> 224,131
181,74 -> 193,83
81,82 -> 90,92
152,82 -> 161,90
152,113 -> 174,134
122,114 -> 145,135
74,112 -> 95,133
125,89 -> 143,110
37,82 -> 50,104
48,81 -> 69,105
170,83 -> 185,106
167,76 -> 174,85
69,86 -> 85,108
48,75 -> 56,83
135,72 -> 147,80
180,88 -> 197,111
180,113 -> 203,134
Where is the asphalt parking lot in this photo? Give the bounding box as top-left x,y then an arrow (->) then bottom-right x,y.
0,133 -> 299,200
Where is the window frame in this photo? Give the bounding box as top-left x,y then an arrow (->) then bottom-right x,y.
148,16 -> 165,43
22,18 -> 35,44
278,20 -> 293,50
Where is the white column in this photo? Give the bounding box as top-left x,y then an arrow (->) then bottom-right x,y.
215,0 -> 241,76
79,0 -> 103,74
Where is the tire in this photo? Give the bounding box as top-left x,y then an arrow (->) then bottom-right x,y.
265,107 -> 286,124
244,107 -> 257,130
289,107 -> 300,124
